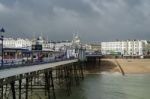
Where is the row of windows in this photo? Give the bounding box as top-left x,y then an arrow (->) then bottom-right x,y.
4,42 -> 31,44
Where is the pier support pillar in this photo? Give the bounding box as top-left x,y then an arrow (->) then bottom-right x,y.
45,71 -> 51,99
26,74 -> 29,99
49,70 -> 56,99
74,64 -> 79,86
80,62 -> 84,80
19,79 -> 22,99
64,66 -> 72,96
11,81 -> 16,99
30,77 -> 33,95
1,85 -> 3,99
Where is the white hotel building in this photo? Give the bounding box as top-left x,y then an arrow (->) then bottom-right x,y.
2,36 -> 73,51
3,38 -> 32,49
101,40 -> 147,56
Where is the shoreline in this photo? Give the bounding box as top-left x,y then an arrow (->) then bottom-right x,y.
85,59 -> 150,75
84,71 -> 150,75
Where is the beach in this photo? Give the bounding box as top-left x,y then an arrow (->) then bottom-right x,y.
86,59 -> 150,74
116,59 -> 150,74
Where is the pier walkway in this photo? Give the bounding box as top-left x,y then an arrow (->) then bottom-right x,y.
0,59 -> 78,79
0,59 -> 84,99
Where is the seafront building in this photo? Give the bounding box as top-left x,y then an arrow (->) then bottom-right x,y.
2,33 -> 81,51
3,38 -> 32,49
32,36 -> 54,51
101,40 -> 147,56
145,41 -> 150,55
0,34 -> 82,62
54,40 -> 72,51
84,43 -> 101,51
3,36 -> 73,51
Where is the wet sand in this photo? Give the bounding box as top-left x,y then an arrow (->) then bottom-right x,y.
85,59 -> 120,74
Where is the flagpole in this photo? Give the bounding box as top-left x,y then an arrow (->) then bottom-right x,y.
1,35 -> 3,67
0,27 -> 5,68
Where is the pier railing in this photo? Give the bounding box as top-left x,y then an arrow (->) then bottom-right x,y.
0,57 -> 77,70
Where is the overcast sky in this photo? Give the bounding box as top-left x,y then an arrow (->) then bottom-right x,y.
0,0 -> 150,42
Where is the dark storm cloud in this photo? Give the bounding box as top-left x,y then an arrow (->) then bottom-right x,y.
0,0 -> 150,41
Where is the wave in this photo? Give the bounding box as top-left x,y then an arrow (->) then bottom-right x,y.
100,72 -> 122,76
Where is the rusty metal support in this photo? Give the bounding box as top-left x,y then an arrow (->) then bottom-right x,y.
44,72 -> 47,96
1,85 -> 3,99
26,74 -> 29,99
74,64 -> 79,86
55,66 -> 64,88
11,81 -> 16,99
4,84 -> 8,98
78,62 -> 84,80
64,66 -> 72,96
49,70 -> 56,99
19,79 -> 22,99
45,71 -> 50,99
81,63 -> 84,80
30,77 -> 33,95
69,65 -> 73,86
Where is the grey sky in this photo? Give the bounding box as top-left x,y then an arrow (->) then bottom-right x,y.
0,0 -> 150,42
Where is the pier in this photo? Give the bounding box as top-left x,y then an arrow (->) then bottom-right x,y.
0,59 -> 85,99
85,51 -> 102,63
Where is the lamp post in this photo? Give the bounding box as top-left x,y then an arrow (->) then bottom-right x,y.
0,27 -> 5,67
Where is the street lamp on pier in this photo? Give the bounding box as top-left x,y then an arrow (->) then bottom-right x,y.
0,27 -> 5,67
